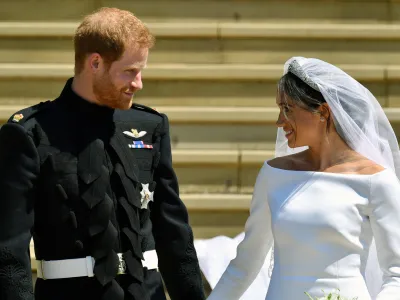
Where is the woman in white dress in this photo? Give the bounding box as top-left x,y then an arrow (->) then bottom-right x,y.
206,57 -> 400,300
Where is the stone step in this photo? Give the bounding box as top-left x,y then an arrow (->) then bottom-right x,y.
2,22 -> 400,65
183,193 -> 251,210
3,104 -> 400,149
3,38 -> 400,66
4,105 -> 400,124
5,104 -> 400,147
2,21 -> 400,39
172,149 -> 271,190
0,97 -> 278,108
0,81 -> 390,108
2,86 -> 399,109
0,63 -> 389,80
2,0 -> 398,22
0,63 -> 395,107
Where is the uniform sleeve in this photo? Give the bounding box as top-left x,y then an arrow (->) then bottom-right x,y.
369,170 -> 400,300
207,162 -> 273,300
0,123 -> 39,300
151,114 -> 205,300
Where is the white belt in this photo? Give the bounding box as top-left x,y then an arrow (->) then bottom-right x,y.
37,250 -> 158,280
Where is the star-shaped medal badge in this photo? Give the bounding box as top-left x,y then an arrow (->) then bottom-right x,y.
140,183 -> 154,209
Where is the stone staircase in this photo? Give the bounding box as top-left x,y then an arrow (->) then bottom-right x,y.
2,0 -> 400,278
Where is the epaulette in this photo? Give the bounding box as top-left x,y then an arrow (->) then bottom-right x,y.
131,103 -> 162,116
8,100 -> 52,125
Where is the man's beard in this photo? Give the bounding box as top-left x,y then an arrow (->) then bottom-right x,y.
93,72 -> 132,110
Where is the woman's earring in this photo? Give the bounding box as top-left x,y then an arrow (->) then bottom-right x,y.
320,117 -> 325,122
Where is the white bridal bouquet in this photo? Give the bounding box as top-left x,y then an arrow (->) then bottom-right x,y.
305,290 -> 358,300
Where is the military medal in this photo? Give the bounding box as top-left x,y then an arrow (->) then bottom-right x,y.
128,141 -> 153,149
123,128 -> 147,138
140,183 -> 154,209
12,114 -> 24,122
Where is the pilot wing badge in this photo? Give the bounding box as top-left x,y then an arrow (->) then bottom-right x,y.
123,129 -> 147,139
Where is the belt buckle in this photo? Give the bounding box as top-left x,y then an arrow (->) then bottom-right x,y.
39,260 -> 47,280
117,253 -> 126,275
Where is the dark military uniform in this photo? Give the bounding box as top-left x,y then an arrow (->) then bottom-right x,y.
0,78 -> 205,300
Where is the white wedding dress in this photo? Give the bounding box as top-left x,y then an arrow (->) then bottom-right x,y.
206,161 -> 400,300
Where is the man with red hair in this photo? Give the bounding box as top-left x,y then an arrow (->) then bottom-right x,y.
0,7 -> 205,300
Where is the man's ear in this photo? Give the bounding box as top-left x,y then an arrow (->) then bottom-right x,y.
87,53 -> 103,73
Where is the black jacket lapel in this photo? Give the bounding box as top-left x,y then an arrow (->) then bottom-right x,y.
109,130 -> 140,183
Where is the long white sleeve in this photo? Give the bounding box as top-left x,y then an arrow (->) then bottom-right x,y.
368,170 -> 400,299
207,162 -> 274,300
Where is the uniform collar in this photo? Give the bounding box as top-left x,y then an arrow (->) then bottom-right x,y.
58,77 -> 115,121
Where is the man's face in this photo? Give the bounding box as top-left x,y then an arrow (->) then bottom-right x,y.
93,46 -> 148,110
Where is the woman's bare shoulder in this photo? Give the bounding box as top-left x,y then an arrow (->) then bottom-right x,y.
326,155 -> 386,175
354,162 -> 386,175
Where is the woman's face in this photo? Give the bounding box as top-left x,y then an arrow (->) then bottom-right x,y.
275,95 -> 326,148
